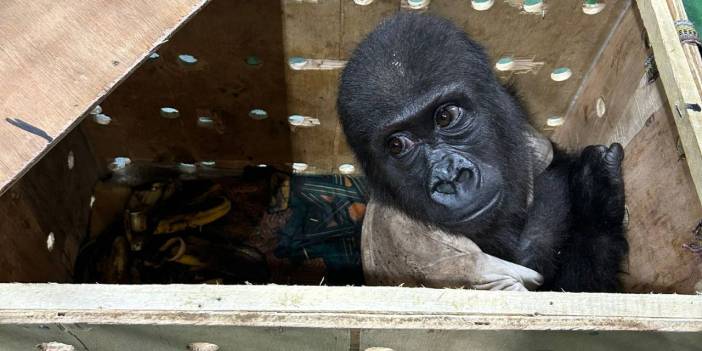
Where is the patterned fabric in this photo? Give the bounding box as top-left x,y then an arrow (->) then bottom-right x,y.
274,175 -> 368,284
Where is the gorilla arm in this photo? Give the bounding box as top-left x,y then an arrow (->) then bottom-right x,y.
362,200 -> 544,291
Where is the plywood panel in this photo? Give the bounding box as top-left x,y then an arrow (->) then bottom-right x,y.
425,0 -> 632,132
621,105 -> 702,293
552,7 -> 652,148
0,0 -> 209,196
283,0 -> 346,173
81,0 -> 293,170
0,130 -> 98,282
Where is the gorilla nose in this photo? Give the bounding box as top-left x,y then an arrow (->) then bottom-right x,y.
429,155 -> 479,198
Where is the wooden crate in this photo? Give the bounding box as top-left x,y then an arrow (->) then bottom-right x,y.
0,0 -> 701,349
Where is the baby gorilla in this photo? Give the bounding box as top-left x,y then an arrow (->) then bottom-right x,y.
337,13 -> 628,292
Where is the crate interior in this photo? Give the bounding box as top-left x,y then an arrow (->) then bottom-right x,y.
1,0 -> 701,294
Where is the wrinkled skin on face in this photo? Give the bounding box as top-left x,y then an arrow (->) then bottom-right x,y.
338,13 -> 531,240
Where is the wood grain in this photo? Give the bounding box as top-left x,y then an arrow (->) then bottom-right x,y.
283,0 -> 346,172
637,0 -> 702,207
427,0 -> 633,132
0,325 -> 700,351
0,284 -> 701,331
620,105 -> 702,293
0,130 -> 97,282
552,7 -> 652,148
80,0 -> 293,171
0,0 -> 210,196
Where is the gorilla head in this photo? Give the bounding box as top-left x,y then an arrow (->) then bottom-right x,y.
338,13 -> 532,236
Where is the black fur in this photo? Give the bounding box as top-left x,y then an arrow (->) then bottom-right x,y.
337,13 -> 628,292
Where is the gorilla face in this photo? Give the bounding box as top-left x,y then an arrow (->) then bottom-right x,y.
338,13 -> 531,235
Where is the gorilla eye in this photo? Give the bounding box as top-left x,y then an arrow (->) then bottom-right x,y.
387,135 -> 412,156
435,104 -> 461,128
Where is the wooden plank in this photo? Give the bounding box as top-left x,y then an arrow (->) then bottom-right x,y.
552,7 -> 653,148
0,0 -> 210,196
0,130 -> 98,283
0,284 -> 701,331
0,325 -> 700,351
637,0 -> 702,206
620,104 -> 702,293
0,325 -> 349,351
80,0 -> 293,171
667,0 -> 702,95
362,329 -> 702,351
283,0 -> 345,173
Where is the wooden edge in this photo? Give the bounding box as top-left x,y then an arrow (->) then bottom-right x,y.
636,0 -> 702,207
0,0 -> 211,197
667,0 -> 702,95
0,284 -> 700,331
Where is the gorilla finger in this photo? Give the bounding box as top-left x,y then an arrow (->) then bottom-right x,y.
604,143 -> 624,168
607,143 -> 624,162
581,145 -> 608,161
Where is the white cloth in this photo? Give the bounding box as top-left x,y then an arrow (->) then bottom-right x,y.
362,201 -> 544,291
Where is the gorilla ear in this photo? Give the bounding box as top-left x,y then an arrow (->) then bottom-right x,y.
523,124 -> 553,176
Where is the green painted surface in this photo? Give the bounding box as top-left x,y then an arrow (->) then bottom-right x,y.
684,0 -> 702,34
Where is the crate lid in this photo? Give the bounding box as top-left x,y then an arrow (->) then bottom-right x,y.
0,0 -> 210,196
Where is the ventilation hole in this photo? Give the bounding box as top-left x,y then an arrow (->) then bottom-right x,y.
160,107 -> 180,119
148,52 -> 160,60
288,56 -> 308,69
245,56 -> 262,66
249,109 -> 268,120
197,116 -> 214,128
550,67 -> 572,82
471,0 -> 494,11
582,0 -> 605,15
67,151 -> 75,170
178,162 -> 197,174
109,157 -> 132,171
292,162 -> 309,173
93,113 -> 112,125
90,105 -> 102,115
354,0 -> 374,4
596,97 -> 606,118
546,116 -> 565,127
46,233 -> 55,252
178,54 -> 198,65
523,0 -> 543,13
188,343 -> 220,351
495,57 -> 515,71
407,0 -> 428,9
338,164 -> 355,174
288,115 -> 306,125
37,342 -> 74,351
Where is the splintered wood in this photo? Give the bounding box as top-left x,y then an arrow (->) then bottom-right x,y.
0,0 -> 210,196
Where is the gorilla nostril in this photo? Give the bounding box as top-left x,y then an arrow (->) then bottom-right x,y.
434,181 -> 456,194
455,168 -> 473,183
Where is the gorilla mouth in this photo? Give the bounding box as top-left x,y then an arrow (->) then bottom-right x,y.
449,191 -> 502,225
432,181 -> 456,195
